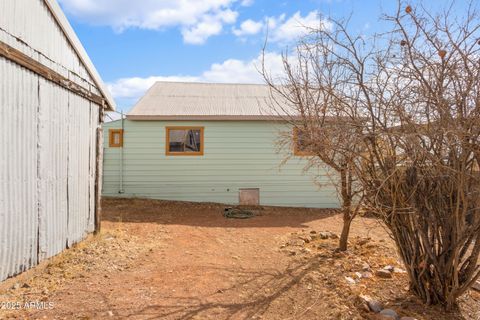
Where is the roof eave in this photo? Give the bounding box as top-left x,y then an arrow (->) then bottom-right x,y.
43,0 -> 116,111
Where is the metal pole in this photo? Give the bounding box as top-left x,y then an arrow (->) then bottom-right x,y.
119,111 -> 125,194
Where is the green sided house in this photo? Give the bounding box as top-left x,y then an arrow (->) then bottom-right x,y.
102,82 -> 339,208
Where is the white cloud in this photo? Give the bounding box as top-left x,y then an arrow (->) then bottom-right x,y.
269,11 -> 331,43
108,75 -> 199,100
182,9 -> 238,44
232,11 -> 331,44
240,0 -> 254,6
58,0 -> 240,44
203,52 -> 284,83
108,52 -> 285,101
232,19 -> 263,36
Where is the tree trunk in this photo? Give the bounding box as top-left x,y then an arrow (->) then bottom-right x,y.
338,167 -> 353,251
339,214 -> 352,251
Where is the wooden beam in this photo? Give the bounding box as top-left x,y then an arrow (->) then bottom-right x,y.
94,107 -> 104,234
0,40 -> 105,106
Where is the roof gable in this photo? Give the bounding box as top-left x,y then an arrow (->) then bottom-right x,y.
43,0 -> 115,110
0,0 -> 115,110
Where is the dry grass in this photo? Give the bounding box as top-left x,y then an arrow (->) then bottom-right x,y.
0,226 -> 162,319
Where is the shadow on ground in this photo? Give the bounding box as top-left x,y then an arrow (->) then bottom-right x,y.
104,255 -> 357,320
84,253 -> 469,320
102,197 -> 339,229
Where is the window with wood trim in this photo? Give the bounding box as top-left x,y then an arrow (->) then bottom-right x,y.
166,127 -> 204,156
293,127 -> 314,156
109,129 -> 123,148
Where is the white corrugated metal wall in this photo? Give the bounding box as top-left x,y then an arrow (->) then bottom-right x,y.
0,58 -> 40,278
0,0 -> 103,281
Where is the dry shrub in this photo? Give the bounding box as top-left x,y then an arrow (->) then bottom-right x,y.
263,0 -> 480,308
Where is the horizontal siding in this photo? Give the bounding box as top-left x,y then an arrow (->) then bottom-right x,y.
102,120 -> 339,208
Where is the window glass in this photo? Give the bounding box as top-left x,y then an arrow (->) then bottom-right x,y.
167,127 -> 203,155
113,132 -> 121,145
294,128 -> 314,156
109,129 -> 123,147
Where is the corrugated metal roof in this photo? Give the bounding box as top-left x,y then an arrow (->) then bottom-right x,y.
43,0 -> 115,111
127,82 -> 293,120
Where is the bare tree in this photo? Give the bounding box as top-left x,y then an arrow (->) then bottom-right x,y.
261,22 -> 366,251
263,0 -> 480,308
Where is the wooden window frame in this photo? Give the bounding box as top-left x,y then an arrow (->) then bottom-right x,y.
293,127 -> 315,156
165,126 -> 204,156
109,129 -> 123,148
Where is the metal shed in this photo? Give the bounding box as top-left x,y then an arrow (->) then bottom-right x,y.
0,0 -> 115,281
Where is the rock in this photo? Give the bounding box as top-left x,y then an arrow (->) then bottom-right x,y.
357,238 -> 370,246
358,294 -> 383,313
319,232 -> 330,239
362,271 -> 374,278
354,272 -> 363,279
375,316 -> 396,320
301,248 -> 312,254
317,231 -> 339,239
299,235 -> 312,243
376,269 -> 393,279
400,317 -> 418,320
471,280 -> 480,291
287,249 -> 297,256
362,262 -> 371,271
11,282 -> 20,290
288,239 -> 305,246
345,276 -> 356,285
383,265 -> 395,272
362,302 -> 371,312
310,230 -> 317,234
21,283 -> 31,288
393,267 -> 407,274
368,300 -> 384,313
380,309 -> 399,320
107,311 -> 114,317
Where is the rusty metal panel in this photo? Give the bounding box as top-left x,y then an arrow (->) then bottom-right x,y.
0,57 -> 40,280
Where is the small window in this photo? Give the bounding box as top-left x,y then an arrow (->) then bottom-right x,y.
109,129 -> 123,148
166,127 -> 204,156
293,127 -> 314,156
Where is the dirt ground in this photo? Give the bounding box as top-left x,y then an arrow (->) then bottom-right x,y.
0,198 -> 479,320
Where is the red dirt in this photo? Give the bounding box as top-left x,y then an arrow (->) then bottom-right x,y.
0,198 -> 478,319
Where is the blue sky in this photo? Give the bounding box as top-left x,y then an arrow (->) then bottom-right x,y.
57,0 -> 471,112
